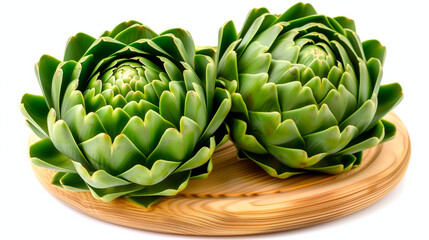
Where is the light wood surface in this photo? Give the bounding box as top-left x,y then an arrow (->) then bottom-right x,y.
30,112 -> 410,236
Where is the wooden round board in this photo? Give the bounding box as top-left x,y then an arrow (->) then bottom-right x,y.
31,112 -> 410,236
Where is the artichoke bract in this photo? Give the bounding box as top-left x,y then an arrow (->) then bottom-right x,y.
216,3 -> 403,178
21,21 -> 231,207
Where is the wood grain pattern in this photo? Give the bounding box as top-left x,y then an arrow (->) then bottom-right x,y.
30,112 -> 410,236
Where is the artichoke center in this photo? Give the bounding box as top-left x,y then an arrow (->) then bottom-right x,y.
101,61 -> 146,93
297,45 -> 328,66
114,66 -> 138,83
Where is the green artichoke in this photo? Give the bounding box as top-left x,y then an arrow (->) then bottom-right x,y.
216,3 -> 403,178
21,21 -> 231,207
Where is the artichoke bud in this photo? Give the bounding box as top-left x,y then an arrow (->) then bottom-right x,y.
216,2 -> 403,178
21,21 -> 231,207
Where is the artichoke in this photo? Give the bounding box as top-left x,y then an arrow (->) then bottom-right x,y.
215,3 -> 403,178
21,21 -> 231,207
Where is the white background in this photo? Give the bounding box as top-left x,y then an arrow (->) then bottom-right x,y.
1,0 -> 428,239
